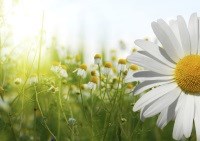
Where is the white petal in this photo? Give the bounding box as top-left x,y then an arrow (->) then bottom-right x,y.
143,87 -> 181,118
173,105 -> 184,140
169,20 -> 182,47
132,70 -> 173,81
194,97 -> 200,141
140,100 -> 156,122
127,52 -> 173,75
134,39 -> 175,68
157,19 -> 184,58
133,80 -> 173,95
198,18 -> 200,54
175,92 -> 186,113
173,93 -> 187,140
188,13 -> 198,54
151,22 -> 180,62
133,82 -> 177,111
183,95 -> 195,138
177,15 -> 191,55
157,99 -> 178,129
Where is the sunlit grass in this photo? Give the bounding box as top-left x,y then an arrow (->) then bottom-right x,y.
0,1 -> 198,141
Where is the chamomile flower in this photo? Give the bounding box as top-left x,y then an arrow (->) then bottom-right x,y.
59,66 -> 68,78
94,54 -> 102,65
51,62 -> 68,78
50,62 -> 61,74
87,76 -> 98,90
29,75 -> 38,85
118,58 -> 127,72
127,13 -> 200,140
126,83 -> 135,94
74,64 -> 87,78
102,62 -> 112,75
124,64 -> 138,83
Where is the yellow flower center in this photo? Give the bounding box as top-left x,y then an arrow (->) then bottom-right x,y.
118,59 -> 127,64
80,64 -> 87,71
175,55 -> 200,94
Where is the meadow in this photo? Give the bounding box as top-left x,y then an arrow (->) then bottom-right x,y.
0,37 -> 195,141
0,1 -> 198,141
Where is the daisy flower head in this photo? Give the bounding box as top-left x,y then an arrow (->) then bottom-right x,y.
102,62 -> 112,75
127,13 -> 200,140
124,64 -> 138,83
51,62 -> 68,78
87,76 -> 98,90
118,58 -> 127,72
50,62 -> 61,74
94,54 -> 102,65
29,75 -> 38,85
59,65 -> 68,78
74,64 -> 87,78
126,83 -> 135,94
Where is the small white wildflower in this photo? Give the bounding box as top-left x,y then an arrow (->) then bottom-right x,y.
68,117 -> 76,126
124,64 -> 138,83
74,64 -> 87,78
94,54 -> 102,65
29,75 -> 38,85
87,82 -> 97,90
51,62 -> 68,78
117,59 -> 127,72
102,62 -> 112,75
125,83 -> 134,94
50,65 -> 61,74
59,68 -> 68,78
87,76 -> 98,90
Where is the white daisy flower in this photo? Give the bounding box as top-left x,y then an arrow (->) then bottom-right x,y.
51,62 -> 68,78
124,64 -> 138,83
87,76 -> 98,90
50,65 -> 61,74
127,13 -> 200,140
117,58 -> 127,72
29,75 -> 38,85
102,62 -> 112,75
59,68 -> 68,78
94,54 -> 102,65
74,64 -> 87,78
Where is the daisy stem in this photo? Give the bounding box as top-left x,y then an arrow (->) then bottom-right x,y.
98,64 -> 102,97
89,89 -> 94,141
102,72 -> 122,141
34,85 -> 56,140
79,78 -> 89,123
56,80 -> 62,141
57,79 -> 72,139
34,88 -> 37,141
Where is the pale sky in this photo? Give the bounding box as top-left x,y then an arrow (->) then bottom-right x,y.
2,0 -> 200,60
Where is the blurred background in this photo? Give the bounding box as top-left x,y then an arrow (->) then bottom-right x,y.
1,0 -> 200,62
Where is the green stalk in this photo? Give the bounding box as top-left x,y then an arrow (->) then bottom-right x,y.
34,86 -> 56,140
0,93 -> 17,141
90,89 -> 94,141
57,80 -> 62,141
